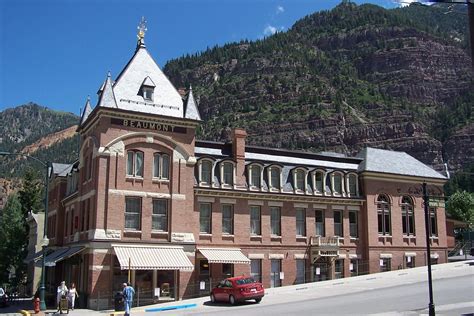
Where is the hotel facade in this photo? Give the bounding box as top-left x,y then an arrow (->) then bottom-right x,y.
35,30 -> 448,309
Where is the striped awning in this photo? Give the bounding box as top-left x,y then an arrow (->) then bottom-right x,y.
45,246 -> 85,267
113,245 -> 194,271
199,248 -> 251,264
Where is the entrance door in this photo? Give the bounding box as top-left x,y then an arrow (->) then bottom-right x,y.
313,260 -> 330,281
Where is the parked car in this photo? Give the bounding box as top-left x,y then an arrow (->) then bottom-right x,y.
210,276 -> 264,305
470,247 -> 474,257
0,287 -> 8,307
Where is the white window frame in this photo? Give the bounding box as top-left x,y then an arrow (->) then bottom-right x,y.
267,165 -> 282,192
401,196 -> 415,236
152,199 -> 168,232
198,158 -> 215,187
377,194 -> 391,236
220,161 -> 235,189
248,163 -> 264,191
143,86 -> 154,101
222,204 -> 234,235
126,150 -> 144,178
296,208 -> 306,237
153,153 -> 170,180
311,169 -> 326,196
293,168 -> 308,194
346,173 -> 359,197
331,171 -> 345,196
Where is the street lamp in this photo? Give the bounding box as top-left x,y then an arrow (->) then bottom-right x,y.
0,151 -> 50,311
422,182 -> 435,316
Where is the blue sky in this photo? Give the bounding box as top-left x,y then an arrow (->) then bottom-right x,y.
1,0 -> 415,114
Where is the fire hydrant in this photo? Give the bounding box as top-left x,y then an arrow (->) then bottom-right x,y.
34,297 -> 40,314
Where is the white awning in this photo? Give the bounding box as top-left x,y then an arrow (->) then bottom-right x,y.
45,247 -> 85,267
199,248 -> 250,264
113,245 -> 194,271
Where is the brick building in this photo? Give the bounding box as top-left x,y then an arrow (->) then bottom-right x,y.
37,27 -> 448,309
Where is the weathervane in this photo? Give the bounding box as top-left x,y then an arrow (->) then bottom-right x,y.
137,16 -> 147,47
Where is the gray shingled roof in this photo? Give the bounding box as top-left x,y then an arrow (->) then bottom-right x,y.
184,87 -> 201,121
80,97 -> 93,126
357,147 -> 446,179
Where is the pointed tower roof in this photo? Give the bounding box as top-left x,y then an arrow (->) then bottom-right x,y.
97,72 -> 118,108
184,86 -> 201,121
80,96 -> 93,126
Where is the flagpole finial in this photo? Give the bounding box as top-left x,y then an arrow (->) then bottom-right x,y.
137,16 -> 147,48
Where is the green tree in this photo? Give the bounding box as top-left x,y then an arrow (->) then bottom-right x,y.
19,167 -> 43,215
0,194 -> 27,286
446,191 -> 474,228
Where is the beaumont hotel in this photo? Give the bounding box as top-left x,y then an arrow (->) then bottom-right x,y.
30,29 -> 448,308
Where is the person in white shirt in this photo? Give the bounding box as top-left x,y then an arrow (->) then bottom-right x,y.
56,281 -> 68,310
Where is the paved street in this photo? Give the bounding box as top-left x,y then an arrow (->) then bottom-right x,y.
2,260 -> 473,316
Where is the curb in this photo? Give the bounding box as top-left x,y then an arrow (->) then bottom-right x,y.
19,310 -> 31,316
145,303 -> 197,312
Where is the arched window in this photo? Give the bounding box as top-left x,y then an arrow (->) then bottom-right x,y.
268,166 -> 282,191
332,172 -> 344,195
248,164 -> 263,190
199,159 -> 213,186
293,168 -> 307,193
221,161 -> 234,187
153,153 -> 170,180
127,150 -> 144,177
377,194 -> 391,236
348,173 -> 358,196
314,170 -> 325,194
401,196 -> 415,236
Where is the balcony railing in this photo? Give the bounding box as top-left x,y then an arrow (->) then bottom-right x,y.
310,236 -> 340,257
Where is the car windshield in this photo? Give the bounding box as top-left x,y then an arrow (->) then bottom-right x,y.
235,277 -> 256,285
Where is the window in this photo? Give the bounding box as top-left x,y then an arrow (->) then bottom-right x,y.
334,210 -> 343,237
223,263 -> 233,278
335,259 -> 344,279
405,256 -> 415,268
270,260 -> 281,287
87,152 -> 93,180
199,203 -> 212,234
294,169 -> 306,192
250,260 -> 262,282
349,211 -> 358,238
127,150 -> 144,177
315,171 -> 324,193
377,194 -> 391,236
429,208 -> 438,237
315,210 -> 325,236
333,173 -> 343,195
200,160 -> 213,185
125,197 -> 141,230
153,153 -> 170,179
142,86 -> 154,101
348,174 -> 357,196
350,259 -> 358,277
296,259 -> 305,284
296,208 -> 306,237
380,258 -> 391,272
222,162 -> 234,186
222,204 -> 234,235
152,199 -> 168,231
270,207 -> 281,236
269,167 -> 281,190
249,164 -> 262,189
250,206 -> 261,236
401,196 -> 415,236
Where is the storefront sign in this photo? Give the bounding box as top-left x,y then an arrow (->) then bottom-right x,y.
111,118 -> 187,133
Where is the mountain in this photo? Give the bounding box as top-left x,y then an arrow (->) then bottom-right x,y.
0,103 -> 79,178
163,1 -> 473,174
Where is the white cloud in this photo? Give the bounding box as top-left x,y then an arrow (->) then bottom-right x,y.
264,25 -> 277,36
276,5 -> 285,14
392,0 -> 433,7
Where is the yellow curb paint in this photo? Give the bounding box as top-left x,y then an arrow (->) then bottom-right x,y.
19,310 -> 31,316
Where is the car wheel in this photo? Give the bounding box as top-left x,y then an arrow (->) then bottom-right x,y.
255,298 -> 262,303
229,295 -> 236,305
210,294 -> 216,303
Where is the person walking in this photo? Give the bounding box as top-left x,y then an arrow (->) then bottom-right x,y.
56,281 -> 68,311
68,282 -> 79,310
122,282 -> 135,316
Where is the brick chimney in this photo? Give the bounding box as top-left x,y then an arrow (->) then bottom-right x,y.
232,128 -> 247,188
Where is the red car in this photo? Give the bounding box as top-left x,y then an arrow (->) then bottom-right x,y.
210,276 -> 264,305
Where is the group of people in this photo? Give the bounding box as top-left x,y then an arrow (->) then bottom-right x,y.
56,281 -> 79,311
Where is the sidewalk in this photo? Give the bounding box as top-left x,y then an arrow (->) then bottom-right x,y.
14,260 -> 474,316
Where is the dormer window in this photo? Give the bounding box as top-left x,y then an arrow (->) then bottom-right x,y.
293,168 -> 307,193
198,159 -> 214,187
248,164 -> 263,190
220,161 -> 235,188
268,166 -> 282,191
139,76 -> 156,102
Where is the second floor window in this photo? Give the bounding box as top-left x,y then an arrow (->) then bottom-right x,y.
152,199 -> 168,231
153,153 -> 170,179
125,197 -> 141,230
315,210 -> 325,236
334,210 -> 343,237
270,207 -> 281,236
222,204 -> 234,235
127,150 -> 144,177
377,194 -> 391,236
349,211 -> 358,238
222,162 -> 234,186
401,196 -> 415,236
250,206 -> 261,236
200,203 -> 212,234
296,208 -> 306,236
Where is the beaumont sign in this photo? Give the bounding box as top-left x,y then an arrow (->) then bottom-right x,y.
111,118 -> 186,133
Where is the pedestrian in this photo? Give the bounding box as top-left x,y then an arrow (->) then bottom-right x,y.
56,281 -> 68,311
68,282 -> 79,310
122,282 -> 135,316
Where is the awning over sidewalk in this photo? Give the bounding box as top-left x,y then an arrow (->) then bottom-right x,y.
45,246 -> 85,267
113,245 -> 194,271
198,248 -> 251,264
